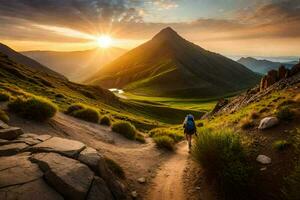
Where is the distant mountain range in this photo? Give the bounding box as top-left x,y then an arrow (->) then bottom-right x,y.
237,57 -> 296,74
86,27 -> 260,98
0,43 -> 65,80
22,47 -> 126,82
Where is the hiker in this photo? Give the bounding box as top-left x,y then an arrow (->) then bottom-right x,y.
183,114 -> 196,152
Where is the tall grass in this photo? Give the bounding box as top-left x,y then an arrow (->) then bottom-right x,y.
66,103 -> 100,123
192,128 -> 252,199
112,121 -> 136,140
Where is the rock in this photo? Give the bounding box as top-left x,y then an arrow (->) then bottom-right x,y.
260,167 -> 267,171
0,127 -> 23,140
0,142 -> 28,156
0,179 -> 63,200
78,147 -> 100,171
258,117 -> 279,130
98,157 -> 127,200
290,62 -> 300,76
137,177 -> 146,184
87,177 -> 114,200
278,65 -> 287,80
16,133 -> 52,146
196,186 -> 201,190
131,191 -> 138,198
31,153 -> 94,200
29,137 -> 85,158
256,155 -> 271,164
0,155 -> 43,188
260,76 -> 267,91
0,120 -> 9,129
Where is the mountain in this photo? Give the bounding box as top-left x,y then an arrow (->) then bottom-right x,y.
237,57 -> 295,74
0,43 -> 65,80
86,27 -> 260,98
22,47 -> 126,82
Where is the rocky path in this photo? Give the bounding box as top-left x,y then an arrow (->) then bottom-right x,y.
146,142 -> 188,200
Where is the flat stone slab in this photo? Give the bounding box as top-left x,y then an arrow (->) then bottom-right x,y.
0,120 -> 9,129
0,127 -> 23,140
0,179 -> 63,200
31,153 -> 94,200
0,156 -> 43,188
78,147 -> 101,171
87,177 -> 114,200
0,142 -> 28,156
29,137 -> 85,157
19,133 -> 52,142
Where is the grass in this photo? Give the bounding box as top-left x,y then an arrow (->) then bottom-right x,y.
135,132 -> 146,143
192,128 -> 252,199
104,157 -> 125,179
100,115 -> 111,126
0,109 -> 9,123
71,107 -> 100,123
273,140 -> 290,151
276,107 -> 294,121
240,118 -> 255,130
282,163 -> 300,200
65,103 -> 85,114
112,121 -> 136,140
149,128 -> 184,142
153,135 -> 175,150
0,91 -> 10,102
8,95 -> 57,121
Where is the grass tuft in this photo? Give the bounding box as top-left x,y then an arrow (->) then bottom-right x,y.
149,128 -> 183,142
71,107 -> 100,123
8,96 -> 57,121
104,157 -> 125,179
240,118 -> 255,130
192,128 -> 252,199
100,115 -> 111,126
112,121 -> 136,140
135,132 -> 146,143
0,109 -> 9,123
0,91 -> 11,102
65,103 -> 85,114
273,140 -> 290,151
153,135 -> 175,150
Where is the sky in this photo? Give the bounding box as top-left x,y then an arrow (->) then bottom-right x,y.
0,0 -> 300,57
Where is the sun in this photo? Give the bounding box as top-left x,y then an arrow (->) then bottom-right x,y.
96,35 -> 112,48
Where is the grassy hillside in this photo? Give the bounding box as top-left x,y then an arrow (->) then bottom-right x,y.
0,52 -> 203,130
87,27 -> 260,98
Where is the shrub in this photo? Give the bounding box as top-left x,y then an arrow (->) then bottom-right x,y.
0,91 -> 10,102
104,157 -> 125,179
136,132 -> 146,143
153,135 -> 175,150
282,163 -> 300,200
100,115 -> 111,126
112,121 -> 136,140
149,128 -> 183,142
240,118 -> 255,130
71,107 -> 100,123
192,128 -> 252,199
8,96 -> 57,121
65,103 -> 85,114
273,140 -> 290,151
276,107 -> 294,121
0,109 -> 9,123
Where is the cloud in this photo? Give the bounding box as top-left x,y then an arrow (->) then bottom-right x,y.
152,0 -> 179,10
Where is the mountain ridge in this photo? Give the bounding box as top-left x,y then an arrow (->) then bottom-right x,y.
87,27 -> 260,98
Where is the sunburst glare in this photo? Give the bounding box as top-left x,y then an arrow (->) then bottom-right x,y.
96,35 -> 113,48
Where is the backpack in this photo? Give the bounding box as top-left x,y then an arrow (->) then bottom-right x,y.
185,115 -> 195,133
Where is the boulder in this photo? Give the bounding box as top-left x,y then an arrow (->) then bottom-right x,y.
260,76 -> 267,91
256,155 -> 271,164
78,147 -> 101,171
258,117 -> 279,130
0,179 -> 63,200
290,62 -> 300,76
0,156 -> 43,188
29,137 -> 85,158
17,133 -> 52,146
137,177 -> 146,184
278,65 -> 287,80
265,70 -> 278,88
0,142 -> 28,156
87,177 -> 114,200
0,127 -> 23,140
31,153 -> 94,200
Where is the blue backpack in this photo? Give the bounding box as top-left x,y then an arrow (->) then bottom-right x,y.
185,115 -> 195,133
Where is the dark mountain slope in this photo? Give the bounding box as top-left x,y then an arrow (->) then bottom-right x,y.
87,27 -> 260,98
0,43 -> 65,80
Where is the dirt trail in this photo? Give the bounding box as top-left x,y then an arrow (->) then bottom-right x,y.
146,142 -> 188,200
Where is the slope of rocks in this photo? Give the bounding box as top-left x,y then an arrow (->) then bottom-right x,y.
0,121 -> 129,200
